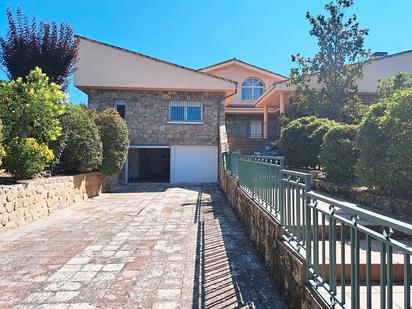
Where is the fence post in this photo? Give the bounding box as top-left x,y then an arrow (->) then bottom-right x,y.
304,173 -> 313,280
223,152 -> 231,175
233,151 -> 240,178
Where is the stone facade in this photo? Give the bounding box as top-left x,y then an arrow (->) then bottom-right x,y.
219,169 -> 326,309
313,179 -> 412,218
0,173 -> 105,232
87,89 -> 225,146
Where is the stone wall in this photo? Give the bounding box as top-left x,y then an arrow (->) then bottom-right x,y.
87,89 -> 225,146
313,179 -> 412,218
219,170 -> 326,309
0,173 -> 105,232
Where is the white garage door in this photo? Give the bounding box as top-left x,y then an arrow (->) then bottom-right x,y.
171,146 -> 218,183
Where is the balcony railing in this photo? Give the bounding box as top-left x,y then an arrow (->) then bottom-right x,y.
223,151 -> 412,309
226,121 -> 266,139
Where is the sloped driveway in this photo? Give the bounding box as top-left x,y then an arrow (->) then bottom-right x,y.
0,184 -> 285,308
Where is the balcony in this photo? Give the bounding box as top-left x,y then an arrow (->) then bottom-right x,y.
226,120 -> 275,154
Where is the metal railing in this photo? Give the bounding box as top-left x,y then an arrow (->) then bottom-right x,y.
238,155 -> 283,216
306,191 -> 412,309
280,169 -> 312,254
223,151 -> 412,309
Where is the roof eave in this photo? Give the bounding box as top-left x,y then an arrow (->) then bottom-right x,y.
199,58 -> 288,79
75,35 -> 238,86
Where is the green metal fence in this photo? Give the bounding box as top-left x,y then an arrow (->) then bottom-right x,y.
223,151 -> 240,178
280,169 -> 312,254
223,151 -> 412,309
306,191 -> 412,309
238,155 -> 284,216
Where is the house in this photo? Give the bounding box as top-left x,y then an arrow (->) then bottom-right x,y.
253,50 -> 412,111
74,35 -> 412,184
74,36 -> 237,184
199,59 -> 287,154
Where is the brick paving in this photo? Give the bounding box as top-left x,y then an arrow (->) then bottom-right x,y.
0,184 -> 285,308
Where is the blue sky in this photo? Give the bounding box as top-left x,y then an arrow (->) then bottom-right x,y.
1,1 -> 411,104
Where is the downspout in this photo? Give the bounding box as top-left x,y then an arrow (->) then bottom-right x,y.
217,84 -> 237,186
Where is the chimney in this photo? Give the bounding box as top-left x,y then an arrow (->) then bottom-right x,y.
370,51 -> 388,60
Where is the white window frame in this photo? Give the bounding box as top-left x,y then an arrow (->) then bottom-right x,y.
249,120 -> 262,138
242,77 -> 265,102
114,99 -> 127,121
168,101 -> 204,124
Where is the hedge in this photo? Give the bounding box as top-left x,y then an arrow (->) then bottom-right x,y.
94,108 -> 129,176
57,104 -> 103,173
4,138 -> 54,180
280,116 -> 336,168
356,87 -> 412,196
320,124 -> 358,182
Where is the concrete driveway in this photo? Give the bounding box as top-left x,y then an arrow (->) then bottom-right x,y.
0,184 -> 285,308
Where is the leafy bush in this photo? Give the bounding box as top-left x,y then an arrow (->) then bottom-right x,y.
0,123 -> 5,166
94,108 -> 129,176
378,72 -> 412,98
0,67 -> 65,145
4,138 -> 54,180
356,82 -> 412,196
320,124 -> 358,182
280,116 -> 336,168
58,104 -> 103,173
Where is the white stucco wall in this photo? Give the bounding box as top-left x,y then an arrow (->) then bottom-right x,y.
275,51 -> 412,94
74,37 -> 236,93
202,62 -> 286,104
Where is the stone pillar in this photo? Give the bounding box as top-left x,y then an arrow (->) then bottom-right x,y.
280,93 -> 285,114
263,106 -> 268,138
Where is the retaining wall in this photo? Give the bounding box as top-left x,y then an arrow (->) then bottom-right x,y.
220,170 -> 326,309
313,179 -> 412,218
0,172 -> 105,232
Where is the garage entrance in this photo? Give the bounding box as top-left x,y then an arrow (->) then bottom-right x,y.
127,147 -> 170,183
125,145 -> 218,184
170,145 -> 218,183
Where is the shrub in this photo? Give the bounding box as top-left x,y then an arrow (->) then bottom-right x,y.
94,108 -> 129,176
356,85 -> 412,196
4,138 -> 54,180
0,67 -> 65,145
0,123 -> 5,166
280,116 -> 336,168
58,104 -> 103,173
320,124 -> 358,182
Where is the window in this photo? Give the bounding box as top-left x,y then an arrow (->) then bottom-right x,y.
226,121 -> 240,137
247,121 -> 262,138
242,78 -> 265,101
114,99 -> 126,120
169,101 -> 203,123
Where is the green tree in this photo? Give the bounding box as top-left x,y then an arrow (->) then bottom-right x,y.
0,122 -> 5,166
0,67 -> 65,145
289,0 -> 369,122
356,74 -> 412,196
377,72 -> 412,99
0,7 -> 78,90
94,108 -> 129,176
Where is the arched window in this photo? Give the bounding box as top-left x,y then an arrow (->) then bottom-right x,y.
242,78 -> 265,101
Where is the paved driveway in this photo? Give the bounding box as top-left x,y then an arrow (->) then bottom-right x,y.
0,184 -> 285,308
